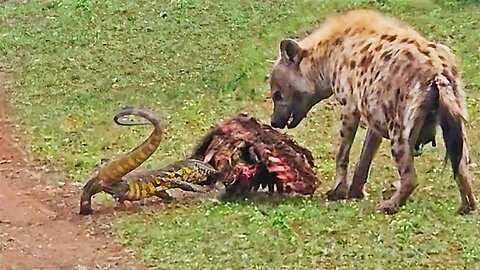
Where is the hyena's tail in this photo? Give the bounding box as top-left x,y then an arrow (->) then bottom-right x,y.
434,74 -> 476,214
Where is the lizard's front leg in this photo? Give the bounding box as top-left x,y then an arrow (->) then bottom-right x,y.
326,108 -> 360,201
155,190 -> 176,203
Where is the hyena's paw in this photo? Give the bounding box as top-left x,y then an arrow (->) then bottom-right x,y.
347,187 -> 366,200
326,183 -> 348,201
456,204 -> 475,215
377,199 -> 400,215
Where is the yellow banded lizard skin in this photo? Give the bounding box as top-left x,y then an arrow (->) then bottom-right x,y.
103,158 -> 220,203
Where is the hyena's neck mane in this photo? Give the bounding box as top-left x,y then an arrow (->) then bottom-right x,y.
297,9 -> 449,93
298,9 -> 423,50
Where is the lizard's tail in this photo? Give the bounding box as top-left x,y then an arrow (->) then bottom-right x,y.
97,106 -> 163,183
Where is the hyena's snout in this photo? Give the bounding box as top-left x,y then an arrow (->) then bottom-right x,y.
270,104 -> 291,129
271,115 -> 288,129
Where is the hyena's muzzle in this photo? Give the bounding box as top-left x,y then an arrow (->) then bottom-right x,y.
270,94 -> 314,129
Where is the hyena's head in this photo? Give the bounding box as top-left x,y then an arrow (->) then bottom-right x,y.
269,38 -> 332,129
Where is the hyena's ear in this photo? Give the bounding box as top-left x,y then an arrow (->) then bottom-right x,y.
279,38 -> 303,66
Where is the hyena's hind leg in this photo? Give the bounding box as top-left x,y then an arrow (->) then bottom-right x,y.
347,128 -> 383,200
442,120 -> 476,214
326,109 -> 360,201
454,160 -> 476,214
377,113 -> 428,214
377,136 -> 417,214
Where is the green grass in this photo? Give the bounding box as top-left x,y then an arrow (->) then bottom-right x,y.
1,0 -> 480,269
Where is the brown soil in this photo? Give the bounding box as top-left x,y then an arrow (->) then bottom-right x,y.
0,67 -> 153,269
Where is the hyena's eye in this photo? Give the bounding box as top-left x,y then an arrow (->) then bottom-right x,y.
272,91 -> 283,102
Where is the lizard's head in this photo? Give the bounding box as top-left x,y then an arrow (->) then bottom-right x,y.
79,176 -> 102,215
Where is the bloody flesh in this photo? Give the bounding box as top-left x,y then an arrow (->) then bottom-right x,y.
189,113 -> 319,196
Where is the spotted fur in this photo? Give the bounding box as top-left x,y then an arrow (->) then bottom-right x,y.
268,9 -> 475,214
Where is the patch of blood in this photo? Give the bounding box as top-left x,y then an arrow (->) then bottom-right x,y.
232,164 -> 258,188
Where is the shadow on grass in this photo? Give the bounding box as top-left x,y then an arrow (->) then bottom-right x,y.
217,189 -> 317,207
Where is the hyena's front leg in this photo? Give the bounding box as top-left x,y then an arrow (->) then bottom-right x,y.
326,110 -> 360,201
347,128 -> 383,200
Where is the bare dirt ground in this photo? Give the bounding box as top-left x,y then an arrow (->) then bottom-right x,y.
0,67 -> 153,269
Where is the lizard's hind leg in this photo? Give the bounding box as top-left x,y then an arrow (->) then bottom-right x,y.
98,181 -> 139,212
175,181 -> 203,193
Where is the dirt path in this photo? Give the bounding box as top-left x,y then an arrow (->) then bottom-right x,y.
0,67 -> 152,269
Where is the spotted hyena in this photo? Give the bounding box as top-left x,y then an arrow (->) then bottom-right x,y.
268,9 -> 476,214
